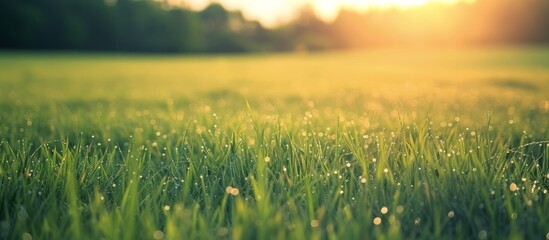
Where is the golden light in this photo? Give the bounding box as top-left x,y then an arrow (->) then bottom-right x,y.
188,0 -> 476,27
313,0 -> 475,22
336,0 -> 471,8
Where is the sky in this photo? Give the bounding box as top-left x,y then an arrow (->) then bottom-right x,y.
178,0 -> 473,27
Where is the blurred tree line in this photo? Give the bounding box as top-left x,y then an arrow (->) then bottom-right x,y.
1,0 -> 548,53
0,0 -> 271,52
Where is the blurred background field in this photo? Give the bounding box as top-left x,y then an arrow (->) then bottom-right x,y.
2,47 -> 548,101
1,45 -> 548,144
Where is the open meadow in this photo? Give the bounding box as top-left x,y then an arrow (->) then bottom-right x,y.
0,47 -> 548,239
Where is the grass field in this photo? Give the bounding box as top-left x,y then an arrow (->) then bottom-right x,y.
0,47 -> 548,239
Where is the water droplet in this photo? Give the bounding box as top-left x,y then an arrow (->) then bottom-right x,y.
231,188 -> 240,196
478,230 -> 487,239
373,217 -> 382,225
396,205 -> 404,214
226,186 -> 240,196
448,211 -> 455,218
153,231 -> 164,240
22,233 -> 32,240
381,207 -> 388,214
310,219 -> 320,228
264,156 -> 271,163
217,227 -> 229,237
510,183 -> 518,192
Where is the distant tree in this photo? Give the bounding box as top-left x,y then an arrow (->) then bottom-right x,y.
198,3 -> 250,52
293,6 -> 336,51
199,3 -> 229,30
0,0 -> 44,48
331,10 -> 369,48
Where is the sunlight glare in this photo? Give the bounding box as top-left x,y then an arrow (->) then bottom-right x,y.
188,0 -> 475,26
312,0 -> 471,21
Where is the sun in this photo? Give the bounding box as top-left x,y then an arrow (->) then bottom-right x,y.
356,0 -> 431,8
342,0 -> 467,8
312,0 -> 470,21
186,0 -> 473,27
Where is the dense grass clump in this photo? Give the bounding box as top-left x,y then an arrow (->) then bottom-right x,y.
0,48 -> 548,239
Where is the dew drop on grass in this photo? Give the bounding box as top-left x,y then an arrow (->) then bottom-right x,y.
153,231 -> 164,240
373,217 -> 382,225
310,219 -> 320,228
361,178 -> 367,184
217,227 -> 229,237
510,183 -> 518,192
231,188 -> 240,196
22,233 -> 32,240
396,206 -> 404,214
226,186 -> 240,196
264,156 -> 271,163
381,207 -> 388,214
163,205 -> 170,211
448,211 -> 455,218
478,230 -> 487,239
